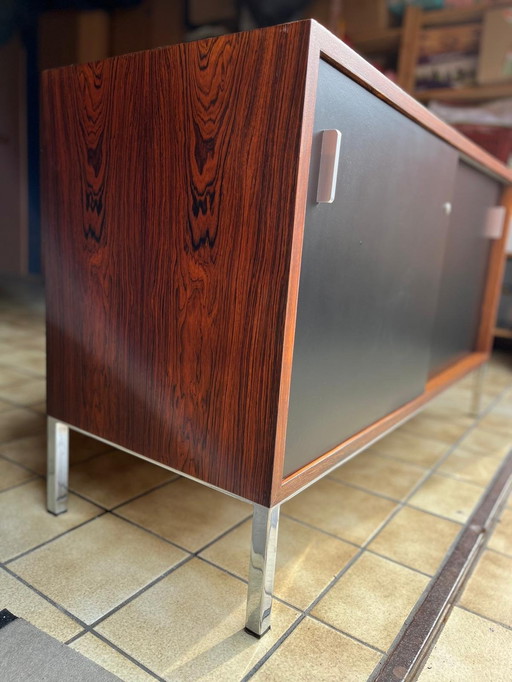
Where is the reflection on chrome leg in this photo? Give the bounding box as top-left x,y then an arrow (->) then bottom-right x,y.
47,416 -> 69,515
245,503 -> 280,637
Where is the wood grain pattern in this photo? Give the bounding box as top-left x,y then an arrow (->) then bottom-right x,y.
42,22 -> 312,506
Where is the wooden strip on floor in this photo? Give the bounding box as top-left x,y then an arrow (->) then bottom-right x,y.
371,448 -> 512,682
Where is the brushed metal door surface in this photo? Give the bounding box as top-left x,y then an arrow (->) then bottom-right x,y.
283,59 -> 458,477
429,162 -> 502,376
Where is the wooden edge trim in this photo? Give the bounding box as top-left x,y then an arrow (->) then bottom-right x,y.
477,185 -> 512,352
309,20 -> 512,184
270,23 -> 320,503
370,447 -> 512,682
273,352 -> 487,505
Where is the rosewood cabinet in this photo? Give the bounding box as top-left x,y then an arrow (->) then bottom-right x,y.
41,19 -> 512,636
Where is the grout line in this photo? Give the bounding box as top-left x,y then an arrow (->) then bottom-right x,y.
109,511 -> 196,555
0,451 -> 46,477
107,475 -> 182,512
76,629 -> 167,682
485,546 -> 512,560
88,554 -> 194,629
241,615 -> 306,681
455,604 -> 512,632
0,563 -> 89,630
4,511 -> 108,565
0,475 -> 41,494
307,613 -> 387,654
64,630 -> 88,645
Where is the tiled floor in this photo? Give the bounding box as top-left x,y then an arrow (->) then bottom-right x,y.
1,276 -> 512,681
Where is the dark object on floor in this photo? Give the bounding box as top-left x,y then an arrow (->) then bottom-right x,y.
0,615 -> 122,682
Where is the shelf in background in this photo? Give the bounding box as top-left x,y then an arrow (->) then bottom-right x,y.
350,27 -> 402,53
495,327 -> 512,339
414,82 -> 512,102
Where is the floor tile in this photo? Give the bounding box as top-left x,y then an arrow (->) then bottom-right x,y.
30,400 -> 46,413
401,413 -> 472,446
0,398 -> 15,412
252,617 -> 381,681
201,515 -> 358,610
488,507 -> 512,557
367,431 -> 449,468
0,365 -> 32,387
7,349 -> 46,375
0,456 -> 36,491
116,477 -> 250,552
459,550 -> 512,627
368,506 -> 461,575
437,447 -> 503,487
0,479 -> 102,561
329,451 -> 426,501
408,473 -> 483,522
283,479 -> 397,546
477,412 -> 512,438
70,450 -> 176,509
0,378 -> 46,406
0,568 -> 82,641
312,552 -> 429,651
10,514 -> 187,624
96,558 -> 299,682
458,427 -> 512,460
417,606 -> 512,682
0,407 -> 45,444
0,431 -> 112,475
70,633 -> 156,682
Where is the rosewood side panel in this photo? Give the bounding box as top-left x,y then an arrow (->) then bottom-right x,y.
42,22 -> 311,506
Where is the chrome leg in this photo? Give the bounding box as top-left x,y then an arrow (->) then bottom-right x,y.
47,417 -> 69,515
245,503 -> 280,637
471,364 -> 487,418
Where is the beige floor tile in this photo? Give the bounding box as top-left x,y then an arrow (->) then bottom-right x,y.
70,450 -> 176,509
116,477 -> 250,551
0,431 -> 112,475
488,507 -> 512,557
312,552 -> 429,651
417,606 -> 512,682
0,568 -> 82,641
0,365 -> 32,387
30,400 -> 46,413
368,507 -> 461,575
437,447 -> 503,487
8,349 -> 46,375
201,516 -> 357,610
0,479 -> 102,561
401,413 -> 472,446
253,617 -> 381,681
0,456 -> 36,491
0,407 -> 45,444
0,378 -> 46,406
283,479 -> 397,546
97,558 -> 299,682
70,633 -> 155,682
0,398 -> 15,412
408,473 -> 482,523
458,427 -> 512,459
459,550 -> 512,627
329,451 -> 426,501
10,514 -> 187,624
477,412 -> 512,438
367,431 -> 449,468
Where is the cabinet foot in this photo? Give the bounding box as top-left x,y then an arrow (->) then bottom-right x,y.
245,503 -> 280,637
47,417 -> 69,515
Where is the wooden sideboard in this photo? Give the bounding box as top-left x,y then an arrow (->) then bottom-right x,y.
41,19 -> 512,636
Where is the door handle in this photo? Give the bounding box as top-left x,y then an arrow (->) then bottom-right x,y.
316,129 -> 342,204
